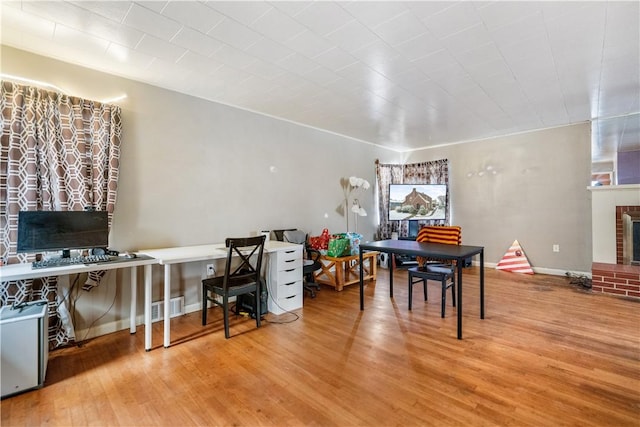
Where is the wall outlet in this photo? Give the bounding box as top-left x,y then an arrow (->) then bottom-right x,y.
206,264 -> 215,277
553,244 -> 560,252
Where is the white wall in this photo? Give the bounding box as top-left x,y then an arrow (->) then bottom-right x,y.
405,124 -> 593,274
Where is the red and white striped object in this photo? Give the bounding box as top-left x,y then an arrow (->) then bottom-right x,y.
496,240 -> 534,274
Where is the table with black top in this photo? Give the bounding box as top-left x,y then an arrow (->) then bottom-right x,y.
358,239 -> 485,339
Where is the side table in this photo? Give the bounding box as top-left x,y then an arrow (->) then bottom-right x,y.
314,251 -> 378,291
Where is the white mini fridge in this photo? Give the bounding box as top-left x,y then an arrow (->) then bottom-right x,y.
0,301 -> 49,399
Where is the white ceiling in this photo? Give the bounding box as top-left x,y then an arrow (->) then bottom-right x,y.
2,1 -> 639,162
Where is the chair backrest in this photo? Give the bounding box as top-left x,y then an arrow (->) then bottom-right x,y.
272,229 -> 297,242
416,225 -> 462,245
283,229 -> 307,245
416,226 -> 461,266
223,236 -> 266,289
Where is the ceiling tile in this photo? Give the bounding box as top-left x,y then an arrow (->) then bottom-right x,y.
53,23 -> 110,54
440,23 -> 493,55
105,42 -> 155,69
372,10 -> 428,47
210,45 -> 257,69
324,19 -> 379,53
135,33 -> 187,62
282,30 -> 333,58
242,58 -> 286,81
71,1 -> 132,23
1,5 -> 55,40
341,1 -> 409,29
123,3 -> 181,41
277,53 -> 320,76
476,1 -> 542,30
207,17 -> 263,50
268,1 -> 312,18
393,32 -> 443,62
293,2 -> 354,36
175,50 -> 222,73
245,37 -> 294,64
161,1 -> 224,34
172,27 -> 223,57
312,47 -> 358,72
420,1 -> 482,40
250,7 -> 306,41
206,1 -> 273,26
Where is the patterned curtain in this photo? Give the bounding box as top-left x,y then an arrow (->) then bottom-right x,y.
0,81 -> 122,348
376,159 -> 449,239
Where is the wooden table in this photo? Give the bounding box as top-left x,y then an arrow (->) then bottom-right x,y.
314,251 -> 378,291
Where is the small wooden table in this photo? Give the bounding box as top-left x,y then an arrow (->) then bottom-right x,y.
314,251 -> 378,291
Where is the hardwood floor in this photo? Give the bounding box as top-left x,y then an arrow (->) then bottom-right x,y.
2,267 -> 639,426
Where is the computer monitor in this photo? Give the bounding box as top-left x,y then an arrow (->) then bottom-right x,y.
17,210 -> 109,257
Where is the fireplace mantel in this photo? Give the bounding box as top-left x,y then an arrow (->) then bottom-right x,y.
589,184 -> 640,298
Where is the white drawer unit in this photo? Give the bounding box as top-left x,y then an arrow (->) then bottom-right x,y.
266,245 -> 303,315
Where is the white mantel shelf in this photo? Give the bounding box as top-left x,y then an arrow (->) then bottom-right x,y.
588,184 -> 640,191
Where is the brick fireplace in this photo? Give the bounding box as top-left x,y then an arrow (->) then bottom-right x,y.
591,205 -> 640,298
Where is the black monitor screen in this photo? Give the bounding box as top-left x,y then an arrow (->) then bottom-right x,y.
17,210 -> 109,254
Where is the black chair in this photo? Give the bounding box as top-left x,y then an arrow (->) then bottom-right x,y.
202,235 -> 265,338
281,229 -> 322,298
408,264 -> 455,317
407,226 -> 461,317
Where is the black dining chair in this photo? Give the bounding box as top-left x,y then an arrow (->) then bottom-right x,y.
202,235 -> 265,338
407,226 -> 461,317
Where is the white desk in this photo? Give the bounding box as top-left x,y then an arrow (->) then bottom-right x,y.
0,256 -> 158,338
139,240 -> 300,349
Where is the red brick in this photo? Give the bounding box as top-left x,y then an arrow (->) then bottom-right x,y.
603,277 -> 629,284
615,284 -> 640,291
616,272 -> 640,280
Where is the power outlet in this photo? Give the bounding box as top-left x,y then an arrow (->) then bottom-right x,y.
553,244 -> 560,253
206,264 -> 215,277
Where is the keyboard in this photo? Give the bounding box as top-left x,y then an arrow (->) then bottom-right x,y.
32,254 -> 114,269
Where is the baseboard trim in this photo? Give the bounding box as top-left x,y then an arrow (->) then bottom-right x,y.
475,261 -> 591,278
74,302 -> 203,341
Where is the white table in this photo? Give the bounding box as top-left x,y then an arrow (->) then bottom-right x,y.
0,256 -> 158,339
139,240 -> 300,349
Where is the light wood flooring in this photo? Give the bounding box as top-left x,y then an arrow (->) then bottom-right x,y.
2,267 -> 639,426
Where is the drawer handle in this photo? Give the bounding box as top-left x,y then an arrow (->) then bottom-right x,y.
284,268 -> 296,272
285,259 -> 295,263
284,282 -> 296,286
285,295 -> 296,299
